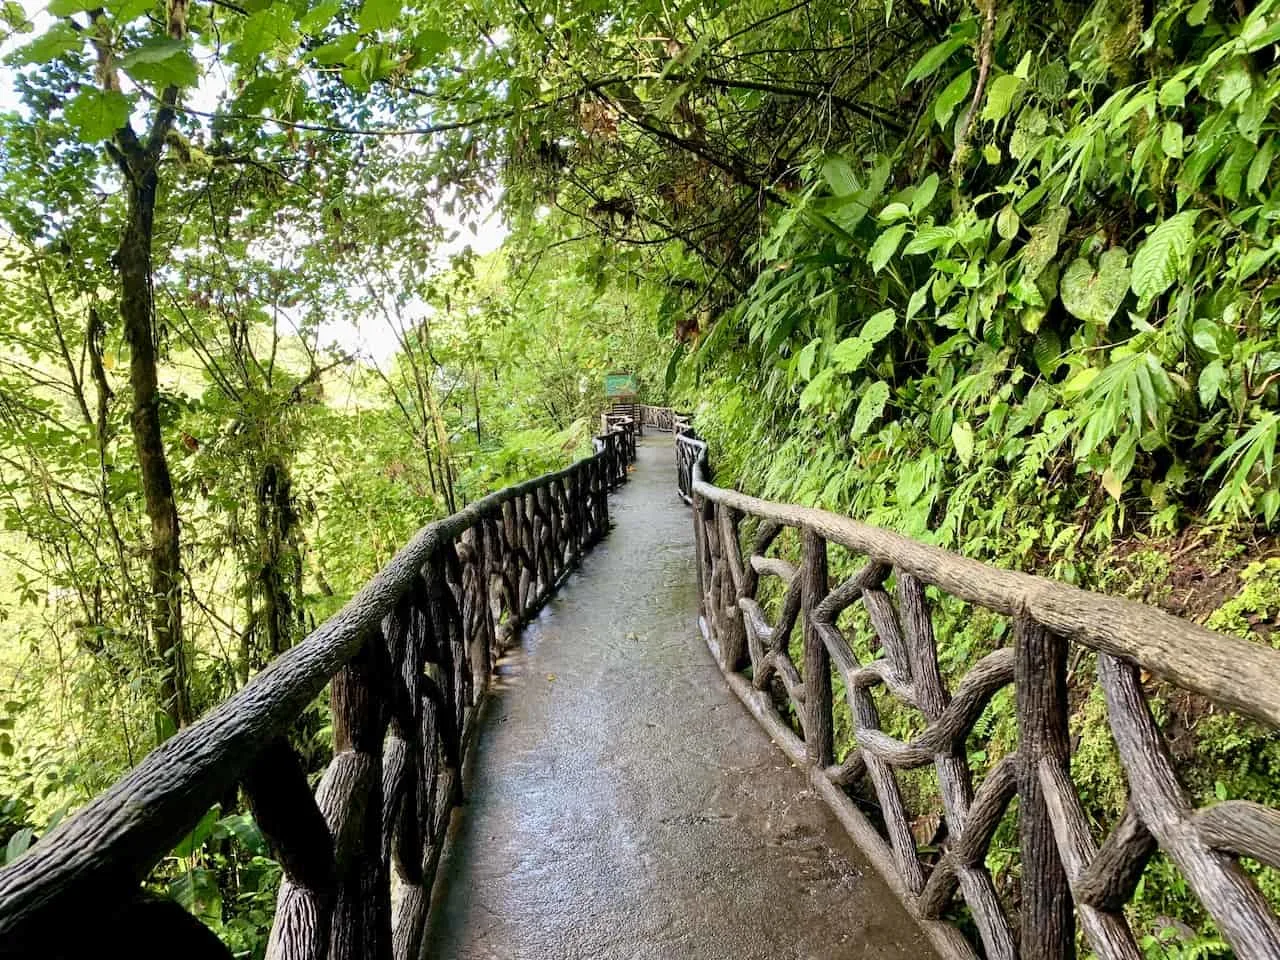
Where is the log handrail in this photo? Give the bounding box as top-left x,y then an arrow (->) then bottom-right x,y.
679,429 -> 1280,960
0,424 -> 638,959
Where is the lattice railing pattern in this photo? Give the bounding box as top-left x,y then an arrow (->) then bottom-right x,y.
0,425 -> 638,960
675,430 -> 704,504
686,445 -> 1280,960
639,404 -> 688,433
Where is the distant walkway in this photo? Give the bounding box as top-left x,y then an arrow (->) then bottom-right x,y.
424,437 -> 933,959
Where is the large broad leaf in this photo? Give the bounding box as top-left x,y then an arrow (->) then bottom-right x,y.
981,74 -> 1023,122
903,225 -> 956,256
821,156 -> 859,196
46,0 -> 96,14
1060,248 -> 1130,325
169,869 -> 221,920
799,367 -> 836,410
1032,328 -> 1062,375
904,19 -> 976,85
934,69 -> 973,129
358,0 -> 400,33
911,174 -> 939,214
120,38 -> 198,88
234,5 -> 298,62
851,381 -> 890,438
63,88 -> 130,143
1131,210 -> 1199,302
868,223 -> 907,274
1020,208 -> 1068,281
10,23 -> 81,64
830,337 -> 873,371
860,308 -> 895,344
172,805 -> 220,857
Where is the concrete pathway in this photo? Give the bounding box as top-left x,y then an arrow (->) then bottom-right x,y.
423,437 -> 934,959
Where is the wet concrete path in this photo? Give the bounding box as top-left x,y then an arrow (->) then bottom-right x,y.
424,437 -> 934,959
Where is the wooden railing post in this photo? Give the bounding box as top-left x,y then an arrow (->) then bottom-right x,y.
246,739 -> 336,960
1015,611 -> 1074,960
801,527 -> 834,768
326,631 -> 392,960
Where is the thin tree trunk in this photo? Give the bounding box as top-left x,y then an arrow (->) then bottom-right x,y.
120,154 -> 190,729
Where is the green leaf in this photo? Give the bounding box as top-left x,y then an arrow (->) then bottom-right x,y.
1033,328 -> 1062,375
9,23 -> 81,64
911,173 -> 939,215
821,156 -> 859,196
1158,79 -> 1187,108
664,345 -> 683,388
173,805 -> 220,858
996,204 -> 1020,240
1192,318 -> 1231,357
951,420 -> 974,465
981,74 -> 1022,123
300,0 -> 341,34
1199,359 -> 1226,406
358,0 -> 399,32
1187,0 -> 1209,24
935,68 -> 973,129
1131,210 -> 1199,303
63,88 -> 130,143
868,223 -> 907,274
904,23 -> 974,86
903,225 -> 955,256
796,338 -> 819,381
169,869 -> 221,920
1060,248 -> 1130,325
5,828 -> 33,864
1021,208 -> 1067,281
861,308 -> 895,344
851,381 -> 890,438
234,5 -> 297,61
1161,121 -> 1183,159
120,38 -> 198,88
1247,137 -> 1274,194
906,285 -> 928,321
831,337 -> 873,371
799,367 -> 835,409
214,813 -> 267,855
46,0 -> 96,14
877,202 -> 910,223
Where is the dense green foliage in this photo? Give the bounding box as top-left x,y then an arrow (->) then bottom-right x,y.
3,0 -> 1280,954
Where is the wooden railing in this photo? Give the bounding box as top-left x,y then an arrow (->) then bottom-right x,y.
0,423 -> 638,960
598,412 -> 637,464
638,403 -> 688,433
675,428 -> 704,505
680,434 -> 1280,960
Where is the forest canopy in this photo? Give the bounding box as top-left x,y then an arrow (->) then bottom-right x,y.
3,0 -> 1280,954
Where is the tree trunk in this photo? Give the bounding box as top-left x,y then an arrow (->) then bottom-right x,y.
120,156 -> 191,729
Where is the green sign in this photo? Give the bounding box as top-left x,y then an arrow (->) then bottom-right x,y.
604,373 -> 637,397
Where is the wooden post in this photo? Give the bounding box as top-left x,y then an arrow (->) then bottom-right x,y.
326,632 -> 392,960
801,527 -> 833,767
1015,611 -> 1075,960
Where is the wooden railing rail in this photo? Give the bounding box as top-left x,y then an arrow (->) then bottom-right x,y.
638,404 -> 689,433
597,413 -> 637,468
0,424 -> 638,960
681,435 -> 1280,960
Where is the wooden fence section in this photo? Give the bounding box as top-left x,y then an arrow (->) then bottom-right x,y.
638,403 -> 689,434
0,423 -> 638,960
677,430 -> 1280,960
